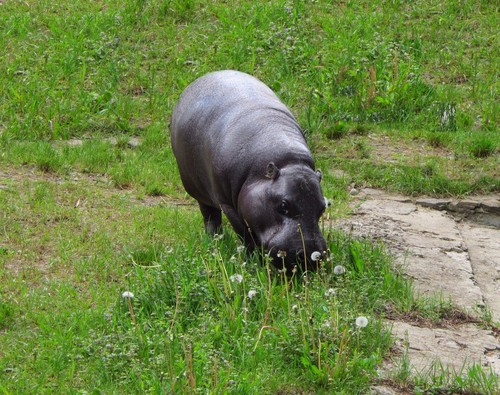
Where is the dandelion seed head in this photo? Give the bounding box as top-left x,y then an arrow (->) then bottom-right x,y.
121,291 -> 134,299
334,265 -> 346,275
355,316 -> 369,328
230,274 -> 243,284
277,250 -> 287,258
248,289 -> 257,299
311,251 -> 322,261
324,288 -> 336,297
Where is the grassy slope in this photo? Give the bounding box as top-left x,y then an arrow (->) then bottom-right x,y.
0,0 -> 498,196
1,0 -> 499,393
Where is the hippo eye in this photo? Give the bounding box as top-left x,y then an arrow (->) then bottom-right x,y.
279,200 -> 289,215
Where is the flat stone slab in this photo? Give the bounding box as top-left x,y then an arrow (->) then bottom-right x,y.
339,193 -> 486,313
416,195 -> 500,228
390,321 -> 500,376
334,188 -> 500,385
459,223 -> 500,323
416,196 -> 500,215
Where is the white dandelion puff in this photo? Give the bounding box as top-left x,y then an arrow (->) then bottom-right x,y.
121,291 -> 134,299
333,265 -> 346,275
230,274 -> 243,283
247,289 -> 257,299
311,251 -> 322,261
324,288 -> 336,297
355,316 -> 369,328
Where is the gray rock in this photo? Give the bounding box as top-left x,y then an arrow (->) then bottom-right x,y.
370,385 -> 398,395
336,188 -> 500,380
415,198 -> 451,211
390,321 -> 500,375
449,200 -> 480,213
128,137 -> 141,148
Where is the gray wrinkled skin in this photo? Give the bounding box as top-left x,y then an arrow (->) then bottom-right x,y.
170,70 -> 327,271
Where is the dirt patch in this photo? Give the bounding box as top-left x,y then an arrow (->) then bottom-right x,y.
0,166 -> 192,283
367,135 -> 454,165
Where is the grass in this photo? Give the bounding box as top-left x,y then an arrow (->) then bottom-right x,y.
1,0 -> 499,393
0,172 -> 402,393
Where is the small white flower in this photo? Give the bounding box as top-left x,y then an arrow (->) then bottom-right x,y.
292,304 -> 298,311
355,316 -> 369,328
230,274 -> 243,283
121,291 -> 134,299
324,288 -> 336,297
311,251 -> 322,261
236,245 -> 245,254
247,289 -> 257,299
333,265 -> 346,275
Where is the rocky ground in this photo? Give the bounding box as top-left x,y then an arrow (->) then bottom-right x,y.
335,188 -> 500,392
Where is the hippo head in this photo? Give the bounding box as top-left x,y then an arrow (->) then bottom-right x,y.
239,162 -> 328,272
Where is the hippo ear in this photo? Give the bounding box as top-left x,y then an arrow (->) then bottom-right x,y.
316,169 -> 323,181
265,162 -> 280,180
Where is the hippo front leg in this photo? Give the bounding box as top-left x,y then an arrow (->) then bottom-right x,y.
199,203 -> 222,236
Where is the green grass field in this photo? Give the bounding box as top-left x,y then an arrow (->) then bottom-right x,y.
1,0 -> 499,393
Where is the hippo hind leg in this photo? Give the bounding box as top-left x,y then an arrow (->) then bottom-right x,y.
198,203 -> 222,236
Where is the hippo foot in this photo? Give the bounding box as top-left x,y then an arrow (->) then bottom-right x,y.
199,203 -> 222,236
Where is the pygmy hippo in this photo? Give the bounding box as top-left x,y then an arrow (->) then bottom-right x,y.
170,70 -> 327,271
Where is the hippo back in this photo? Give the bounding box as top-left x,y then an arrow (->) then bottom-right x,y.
170,70 -> 313,208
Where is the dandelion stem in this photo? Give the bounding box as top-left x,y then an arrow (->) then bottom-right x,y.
184,343 -> 196,393
253,325 -> 280,352
127,298 -> 138,330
